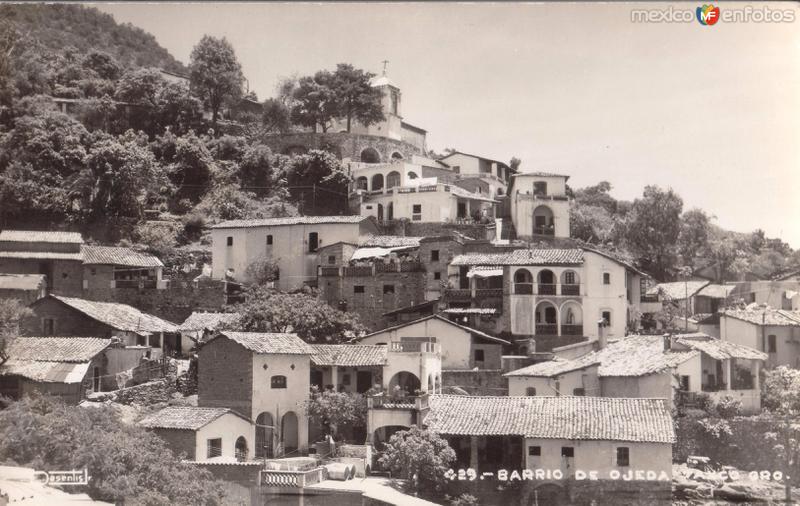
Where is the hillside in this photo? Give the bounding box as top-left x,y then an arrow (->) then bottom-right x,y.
1,3 -> 186,74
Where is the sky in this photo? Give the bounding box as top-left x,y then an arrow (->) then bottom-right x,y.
94,2 -> 800,247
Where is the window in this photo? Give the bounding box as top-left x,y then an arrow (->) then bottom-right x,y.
412,204 -> 422,221
616,447 -> 630,467
266,234 -> 273,246
43,318 -> 55,336
90,268 -> 96,276
433,272 -> 441,280
328,255 -> 336,265
354,285 -> 365,294
149,334 -> 161,348
207,438 -> 222,458
452,166 -> 460,174
342,373 -> 351,386
271,375 -> 287,389
533,182 -> 547,196
227,236 -> 233,246
564,271 -> 575,285
573,388 -> 585,396
308,232 -> 319,253
768,335 -> 777,353
474,349 -> 485,362
603,272 -> 611,285
679,375 -> 690,391
383,284 -> 395,294
431,250 -> 440,262
561,447 -> 574,458
526,387 -> 537,396
602,311 -> 612,326
528,446 -> 541,456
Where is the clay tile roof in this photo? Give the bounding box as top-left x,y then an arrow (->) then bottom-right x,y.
722,308 -> 800,326
310,344 -> 387,366
647,281 -> 709,300
0,230 -> 84,244
360,314 -> 510,345
81,246 -> 163,268
0,274 -> 46,290
217,331 -> 314,355
178,312 -> 241,332
451,249 -> 584,266
512,171 -> 570,179
674,333 -> 767,361
4,337 -> 110,362
138,406 -> 246,430
696,284 -> 735,299
49,295 -> 178,334
210,216 -> 367,229
424,395 -> 675,443
359,235 -> 423,248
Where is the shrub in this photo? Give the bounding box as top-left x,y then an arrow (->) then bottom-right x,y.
713,395 -> 742,419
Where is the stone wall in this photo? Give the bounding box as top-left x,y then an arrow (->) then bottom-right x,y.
260,132 -> 421,163
152,427 -> 198,460
442,370 -> 508,396
378,221 -> 496,241
198,336 -> 253,419
24,297 -> 117,337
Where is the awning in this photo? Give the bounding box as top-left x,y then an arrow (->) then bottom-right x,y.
467,266 -> 503,278
350,246 -> 414,261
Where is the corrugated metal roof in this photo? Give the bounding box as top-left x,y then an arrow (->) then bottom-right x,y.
211,216 -> 367,229
216,331 -> 314,355
81,246 -> 163,268
451,249 -> 584,266
138,406 -> 245,430
310,344 -> 387,367
0,230 -> 84,244
50,296 -> 178,334
424,395 -> 675,443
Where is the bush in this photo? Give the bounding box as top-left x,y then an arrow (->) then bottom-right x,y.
181,212 -> 206,243
713,395 -> 742,419
134,221 -> 179,257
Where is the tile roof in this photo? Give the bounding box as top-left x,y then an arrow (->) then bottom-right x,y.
512,171 -> 570,179
49,296 -> 178,334
647,281 -> 709,300
381,299 -> 438,317
359,235 -> 423,248
0,251 -> 84,261
505,335 -> 698,378
4,337 -> 111,362
211,216 -> 367,229
424,395 -> 675,443
310,344 -> 388,366
81,246 -> 163,268
178,312 -> 241,332
0,274 -> 45,290
696,284 -> 735,299
361,314 -> 510,345
441,308 -> 498,315
0,337 -> 110,384
138,406 -> 246,430
216,331 -> 315,355
722,308 -> 800,326
0,230 -> 83,244
448,185 -> 499,203
451,249 -> 584,266
674,333 -> 767,361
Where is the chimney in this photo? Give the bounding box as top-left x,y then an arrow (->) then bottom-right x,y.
663,334 -> 672,352
597,319 -> 607,349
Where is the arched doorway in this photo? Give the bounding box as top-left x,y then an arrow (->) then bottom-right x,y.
360,148 -> 381,163
255,412 -> 274,458
560,301 -> 583,336
537,269 -> 556,295
356,176 -> 368,191
386,202 -> 394,221
513,268 -> 533,294
281,411 -> 299,455
386,170 -> 401,188
235,436 -> 248,461
388,371 -> 421,395
377,203 -> 384,221
535,301 -> 558,336
533,205 -> 555,236
371,173 -> 384,191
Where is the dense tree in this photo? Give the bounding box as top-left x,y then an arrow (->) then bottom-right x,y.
226,286 -> 366,343
0,395 -> 225,504
261,98 -> 291,133
622,185 -> 683,280
573,181 -> 617,214
155,130 -> 215,204
239,144 -> 276,194
189,35 -> 244,128
0,299 -> 32,362
509,157 -> 521,172
678,208 -> 711,270
761,367 -> 800,502
570,203 -> 618,244
81,50 -> 120,81
377,426 -> 457,497
304,388 -> 367,440
330,63 -> 384,132
283,149 -> 349,215
290,71 -> 337,132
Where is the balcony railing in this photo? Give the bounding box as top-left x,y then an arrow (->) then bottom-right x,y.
514,283 -> 533,295
444,289 -> 472,301
475,288 -> 503,298
113,279 -> 157,289
319,267 -> 340,277
389,341 -> 439,354
533,227 -> 555,236
561,284 -> 580,296
535,324 -> 558,336
343,266 -> 372,277
368,395 -> 418,410
261,467 -> 326,488
538,283 -> 556,295
561,324 -> 584,336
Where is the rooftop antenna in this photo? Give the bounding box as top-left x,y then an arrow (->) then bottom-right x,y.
381,60 -> 389,76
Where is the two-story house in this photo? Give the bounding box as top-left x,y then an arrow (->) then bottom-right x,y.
508,172 -> 571,240
720,306 -> 800,368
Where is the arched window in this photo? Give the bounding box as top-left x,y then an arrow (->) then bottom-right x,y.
271,375 -> 287,389
360,148 -> 381,163
391,151 -> 404,161
356,176 -> 368,191
533,205 -> 555,236
371,173 -> 384,191
255,412 -> 274,458
235,436 -> 248,461
386,171 -> 401,188
514,269 -> 533,294
407,171 -> 418,180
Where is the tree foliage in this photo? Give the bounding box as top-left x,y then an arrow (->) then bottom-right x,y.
0,395 -> 225,505
226,286 -> 366,343
330,63 -> 384,132
377,426 -> 457,497
290,71 -> 337,133
304,387 -> 367,440
621,185 -> 683,280
189,35 -> 244,127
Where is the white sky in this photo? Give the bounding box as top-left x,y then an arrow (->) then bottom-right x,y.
93,2 -> 800,247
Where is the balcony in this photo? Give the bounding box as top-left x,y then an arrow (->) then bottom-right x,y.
444,288 -> 472,301
533,226 -> 555,236
261,467 -> 326,488
113,279 -> 157,289
538,283 -> 556,295
514,283 -> 533,295
475,288 -> 503,298
561,324 -> 584,336
389,341 -> 439,354
319,267 -> 339,277
535,324 -> 558,336
561,284 -> 580,296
